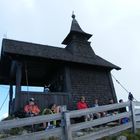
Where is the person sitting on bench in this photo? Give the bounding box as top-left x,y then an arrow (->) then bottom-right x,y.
77,96 -> 93,122
24,98 -> 40,117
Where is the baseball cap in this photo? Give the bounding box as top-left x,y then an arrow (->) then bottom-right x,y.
29,98 -> 35,102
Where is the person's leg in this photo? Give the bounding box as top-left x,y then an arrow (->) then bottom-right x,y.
43,122 -> 46,129
101,112 -> 106,117
85,115 -> 90,121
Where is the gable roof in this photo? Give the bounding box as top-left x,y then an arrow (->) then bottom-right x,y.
1,38 -> 120,70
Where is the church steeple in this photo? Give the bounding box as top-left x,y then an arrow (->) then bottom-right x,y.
62,13 -> 92,45
70,13 -> 84,33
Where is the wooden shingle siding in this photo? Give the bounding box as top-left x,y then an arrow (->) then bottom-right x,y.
70,66 -> 116,109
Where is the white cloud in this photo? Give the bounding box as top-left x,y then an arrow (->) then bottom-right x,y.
21,0 -> 36,9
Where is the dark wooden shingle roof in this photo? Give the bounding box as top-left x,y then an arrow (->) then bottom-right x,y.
1,38 -> 120,70
62,14 -> 92,45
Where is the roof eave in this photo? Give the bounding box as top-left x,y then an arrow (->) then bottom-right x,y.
62,31 -> 92,45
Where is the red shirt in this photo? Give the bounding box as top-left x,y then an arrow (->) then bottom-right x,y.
77,101 -> 88,110
24,104 -> 40,115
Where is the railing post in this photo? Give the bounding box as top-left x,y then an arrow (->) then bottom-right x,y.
63,111 -> 73,140
130,101 -> 137,133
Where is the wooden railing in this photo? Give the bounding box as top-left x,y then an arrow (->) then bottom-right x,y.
0,113 -> 64,140
0,101 -> 140,140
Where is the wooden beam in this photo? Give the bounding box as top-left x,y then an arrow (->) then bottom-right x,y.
130,101 -> 137,133
14,61 -> 22,112
63,111 -> 73,140
135,109 -> 140,115
0,113 -> 62,130
9,60 -> 16,115
136,122 -> 140,128
134,101 -> 140,106
71,112 -> 131,131
9,60 -> 16,79
9,84 -> 13,115
73,122 -> 132,140
69,101 -> 130,118
0,128 -> 64,140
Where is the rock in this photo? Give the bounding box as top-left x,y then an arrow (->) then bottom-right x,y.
117,135 -> 127,140
76,131 -> 84,137
21,130 -> 28,135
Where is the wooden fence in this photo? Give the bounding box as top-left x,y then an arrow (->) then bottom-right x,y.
0,101 -> 140,140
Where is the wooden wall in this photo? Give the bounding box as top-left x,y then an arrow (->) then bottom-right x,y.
69,65 -> 117,109
16,91 -> 69,112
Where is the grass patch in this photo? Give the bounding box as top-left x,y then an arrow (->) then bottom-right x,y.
40,136 -> 60,140
101,129 -> 140,140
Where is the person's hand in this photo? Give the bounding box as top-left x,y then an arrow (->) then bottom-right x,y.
114,111 -> 118,115
34,113 -> 39,116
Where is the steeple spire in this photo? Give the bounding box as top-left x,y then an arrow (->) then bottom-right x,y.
70,12 -> 84,33
62,13 -> 92,45
72,11 -> 75,19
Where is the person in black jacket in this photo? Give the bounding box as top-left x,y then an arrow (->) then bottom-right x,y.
107,99 -> 118,115
128,92 -> 134,101
119,99 -> 129,124
119,99 -> 126,113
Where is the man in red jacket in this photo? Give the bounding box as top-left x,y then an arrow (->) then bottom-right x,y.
77,96 -> 88,110
77,96 -> 93,122
24,98 -> 40,117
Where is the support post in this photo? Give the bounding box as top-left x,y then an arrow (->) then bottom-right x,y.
14,62 -> 22,112
130,101 -> 137,133
9,84 -> 13,115
63,111 -> 73,140
60,106 -> 67,140
9,60 -> 16,115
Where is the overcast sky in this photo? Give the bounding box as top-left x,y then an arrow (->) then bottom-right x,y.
0,0 -> 140,119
